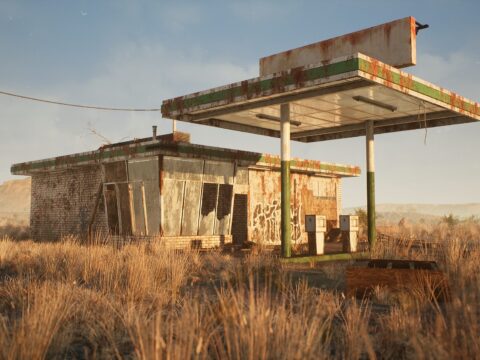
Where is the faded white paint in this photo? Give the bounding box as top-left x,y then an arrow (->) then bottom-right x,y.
366,120 -> 375,172
280,103 -> 290,161
260,16 -> 416,75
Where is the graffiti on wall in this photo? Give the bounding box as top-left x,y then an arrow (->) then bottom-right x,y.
251,200 -> 302,244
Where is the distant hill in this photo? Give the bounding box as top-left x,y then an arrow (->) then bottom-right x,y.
0,178 -> 31,225
345,203 -> 480,224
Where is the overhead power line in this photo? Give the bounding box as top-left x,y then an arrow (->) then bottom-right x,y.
0,90 -> 162,112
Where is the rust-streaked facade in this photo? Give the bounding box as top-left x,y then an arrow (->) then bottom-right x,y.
11,132 -> 359,248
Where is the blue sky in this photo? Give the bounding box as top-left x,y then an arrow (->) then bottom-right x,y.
0,0 -> 479,208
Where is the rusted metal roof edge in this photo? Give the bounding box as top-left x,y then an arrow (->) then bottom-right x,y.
161,52 -> 479,121
357,53 -> 480,120
11,140 -> 360,177
161,54 -> 362,118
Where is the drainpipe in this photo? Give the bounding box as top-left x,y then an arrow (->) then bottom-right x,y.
280,103 -> 291,257
366,120 -> 376,249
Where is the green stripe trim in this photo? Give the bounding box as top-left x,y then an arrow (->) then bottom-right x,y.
162,57 -> 360,115
162,54 -> 479,119
358,58 -> 480,117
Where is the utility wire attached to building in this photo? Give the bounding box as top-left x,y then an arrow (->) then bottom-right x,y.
0,89 -> 161,112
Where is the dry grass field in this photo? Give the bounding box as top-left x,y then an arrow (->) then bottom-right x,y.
0,221 -> 479,359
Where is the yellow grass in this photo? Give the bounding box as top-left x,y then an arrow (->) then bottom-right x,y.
0,221 -> 479,359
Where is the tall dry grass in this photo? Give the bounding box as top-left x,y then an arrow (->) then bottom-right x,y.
0,223 -> 479,359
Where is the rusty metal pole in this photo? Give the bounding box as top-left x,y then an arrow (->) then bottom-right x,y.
366,120 -> 376,250
280,103 -> 291,257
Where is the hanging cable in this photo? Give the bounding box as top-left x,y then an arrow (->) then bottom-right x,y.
0,89 -> 162,112
417,101 -> 428,145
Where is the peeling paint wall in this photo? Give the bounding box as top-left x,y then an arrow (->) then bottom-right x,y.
248,169 -> 339,245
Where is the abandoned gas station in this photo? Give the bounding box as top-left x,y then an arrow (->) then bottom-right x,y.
160,16 -> 480,260
11,131 -> 359,250
11,16 -> 480,260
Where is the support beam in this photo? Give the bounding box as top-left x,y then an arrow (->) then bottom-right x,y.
280,103 -> 291,258
366,120 -> 376,249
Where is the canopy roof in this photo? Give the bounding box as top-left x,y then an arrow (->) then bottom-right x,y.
161,53 -> 479,142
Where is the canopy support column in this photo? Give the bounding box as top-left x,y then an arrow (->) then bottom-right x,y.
280,103 -> 291,258
366,120 -> 376,249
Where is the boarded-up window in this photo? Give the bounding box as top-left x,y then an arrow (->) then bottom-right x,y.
181,181 -> 202,236
231,194 -> 248,245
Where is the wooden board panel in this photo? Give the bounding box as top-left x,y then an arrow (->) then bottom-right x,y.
181,181 -> 202,236
161,179 -> 185,236
346,267 -> 450,301
144,181 -> 161,235
130,182 -> 146,236
128,158 -> 161,235
260,16 -> 416,75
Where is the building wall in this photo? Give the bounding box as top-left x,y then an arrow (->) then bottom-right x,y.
29,156 -> 341,246
30,165 -> 106,241
248,169 -> 339,245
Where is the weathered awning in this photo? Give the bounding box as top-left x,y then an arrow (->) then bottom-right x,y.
161,53 -> 479,142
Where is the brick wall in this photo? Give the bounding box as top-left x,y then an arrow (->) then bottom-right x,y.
161,235 -> 232,249
30,165 -> 107,241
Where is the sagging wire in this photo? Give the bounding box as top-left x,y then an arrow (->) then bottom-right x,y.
418,101 -> 428,145
0,89 -> 162,112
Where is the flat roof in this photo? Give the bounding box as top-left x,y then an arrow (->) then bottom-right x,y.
11,135 -> 360,177
161,53 -> 479,142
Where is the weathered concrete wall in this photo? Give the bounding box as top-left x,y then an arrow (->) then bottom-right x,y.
248,169 -> 339,245
31,165 -> 106,241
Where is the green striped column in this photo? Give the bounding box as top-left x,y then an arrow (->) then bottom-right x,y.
366,120 -> 376,249
280,103 -> 291,258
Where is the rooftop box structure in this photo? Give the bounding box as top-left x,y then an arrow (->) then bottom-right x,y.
11,132 -> 359,249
